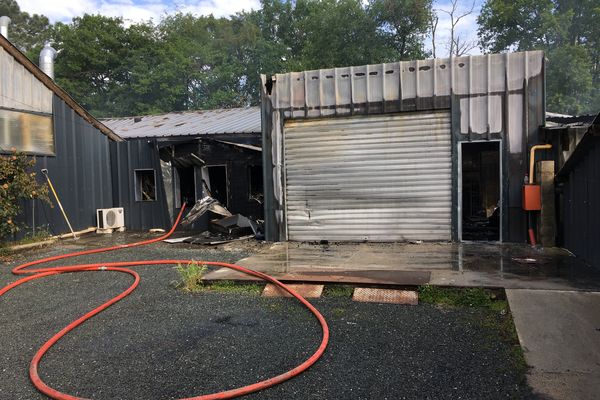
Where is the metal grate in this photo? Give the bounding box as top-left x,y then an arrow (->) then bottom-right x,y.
262,283 -> 324,298
352,288 -> 418,305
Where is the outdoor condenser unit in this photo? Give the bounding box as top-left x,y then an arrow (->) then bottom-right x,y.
96,207 -> 125,229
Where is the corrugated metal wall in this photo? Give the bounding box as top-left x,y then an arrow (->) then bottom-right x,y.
110,139 -> 171,231
284,111 -> 451,241
261,51 -> 545,242
18,95 -> 113,235
0,45 -> 53,114
563,136 -> 600,269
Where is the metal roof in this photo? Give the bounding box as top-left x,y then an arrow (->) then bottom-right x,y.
101,107 -> 261,139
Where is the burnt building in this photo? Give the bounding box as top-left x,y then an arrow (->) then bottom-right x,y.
261,51 -> 546,243
102,107 -> 263,231
0,32 -> 123,238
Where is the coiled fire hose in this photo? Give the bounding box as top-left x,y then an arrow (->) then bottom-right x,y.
1,205 -> 329,400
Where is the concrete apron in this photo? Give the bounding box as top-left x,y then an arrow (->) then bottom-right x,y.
205,241 -> 600,291
507,290 -> 600,400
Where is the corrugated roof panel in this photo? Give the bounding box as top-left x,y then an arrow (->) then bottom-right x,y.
101,107 -> 261,139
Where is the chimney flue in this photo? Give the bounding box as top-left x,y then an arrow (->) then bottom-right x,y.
39,42 -> 58,79
0,16 -> 10,39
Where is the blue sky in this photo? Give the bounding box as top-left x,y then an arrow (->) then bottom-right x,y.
17,0 -> 484,56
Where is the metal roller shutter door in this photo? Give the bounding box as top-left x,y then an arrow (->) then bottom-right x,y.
284,111 -> 452,241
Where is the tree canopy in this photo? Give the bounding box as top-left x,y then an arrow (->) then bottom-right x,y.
478,0 -> 600,114
2,0 -> 598,116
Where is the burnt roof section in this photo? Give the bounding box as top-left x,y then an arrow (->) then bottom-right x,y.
0,34 -> 122,142
102,107 -> 261,139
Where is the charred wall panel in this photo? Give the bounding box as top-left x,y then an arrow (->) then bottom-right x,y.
563,137 -> 600,269
17,95 -> 113,237
110,138 -> 171,231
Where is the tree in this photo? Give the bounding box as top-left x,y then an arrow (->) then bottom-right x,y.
440,0 -> 476,57
478,0 -> 600,114
0,0 -> 51,54
369,0 -> 432,60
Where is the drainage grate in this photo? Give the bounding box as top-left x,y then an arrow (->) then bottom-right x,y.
262,283 -> 324,298
352,288 -> 418,305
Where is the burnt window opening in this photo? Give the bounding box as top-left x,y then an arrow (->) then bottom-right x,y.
462,142 -> 500,241
205,165 -> 228,206
248,165 -> 263,203
134,169 -> 156,202
176,167 -> 196,207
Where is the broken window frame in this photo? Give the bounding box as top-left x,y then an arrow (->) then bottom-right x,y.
134,169 -> 157,202
0,107 -> 55,156
247,164 -> 263,202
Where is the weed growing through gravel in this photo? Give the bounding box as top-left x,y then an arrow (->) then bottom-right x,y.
175,261 -> 207,292
323,285 -> 355,297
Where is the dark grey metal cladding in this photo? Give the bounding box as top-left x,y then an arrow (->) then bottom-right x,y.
563,136 -> 600,269
18,94 -> 113,236
110,138 -> 171,231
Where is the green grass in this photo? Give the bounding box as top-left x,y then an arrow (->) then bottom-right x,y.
205,280 -> 263,295
418,285 -> 495,307
174,263 -> 263,295
175,261 -> 208,292
323,285 -> 355,298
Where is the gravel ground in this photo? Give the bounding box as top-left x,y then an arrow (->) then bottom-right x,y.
1,235 -> 537,399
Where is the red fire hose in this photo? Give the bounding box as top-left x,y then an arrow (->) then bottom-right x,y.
1,205 -> 329,400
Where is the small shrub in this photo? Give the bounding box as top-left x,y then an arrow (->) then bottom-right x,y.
0,149 -> 49,240
175,261 -> 207,292
323,285 -> 355,297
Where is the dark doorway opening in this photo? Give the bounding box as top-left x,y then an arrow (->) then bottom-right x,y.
207,165 -> 228,206
462,141 -> 500,241
177,167 -> 195,206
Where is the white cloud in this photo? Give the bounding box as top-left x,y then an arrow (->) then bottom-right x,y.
16,0 -> 260,24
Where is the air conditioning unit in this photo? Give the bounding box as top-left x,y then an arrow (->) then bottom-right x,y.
97,207 -> 125,229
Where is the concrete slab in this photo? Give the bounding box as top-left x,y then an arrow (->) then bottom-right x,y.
507,289 -> 600,400
203,241 -> 600,291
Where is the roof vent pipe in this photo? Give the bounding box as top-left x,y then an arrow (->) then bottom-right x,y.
39,42 -> 58,79
0,16 -> 10,39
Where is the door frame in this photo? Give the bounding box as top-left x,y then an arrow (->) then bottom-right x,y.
457,139 -> 503,242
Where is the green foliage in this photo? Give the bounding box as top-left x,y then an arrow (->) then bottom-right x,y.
0,149 -> 49,240
175,261 -> 208,292
478,0 -> 600,114
369,0 -> 432,60
8,0 -> 432,117
323,285 -> 355,297
418,285 -> 495,307
0,0 -> 52,54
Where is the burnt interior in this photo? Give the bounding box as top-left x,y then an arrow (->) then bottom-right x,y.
207,165 -> 228,206
462,141 -> 500,241
177,166 -> 195,206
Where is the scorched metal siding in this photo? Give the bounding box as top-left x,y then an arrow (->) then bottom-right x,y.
261,51 -> 545,242
284,111 -> 452,241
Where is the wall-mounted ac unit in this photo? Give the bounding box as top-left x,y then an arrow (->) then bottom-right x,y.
97,207 -> 125,229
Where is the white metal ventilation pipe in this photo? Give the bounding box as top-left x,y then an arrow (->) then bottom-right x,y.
0,16 -> 10,39
40,42 -> 58,79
